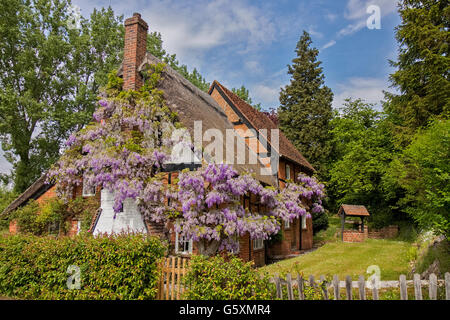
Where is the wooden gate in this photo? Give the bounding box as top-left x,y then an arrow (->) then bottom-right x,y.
156,256 -> 189,300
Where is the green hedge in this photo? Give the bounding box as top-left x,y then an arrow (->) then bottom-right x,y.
184,255 -> 276,300
0,233 -> 166,299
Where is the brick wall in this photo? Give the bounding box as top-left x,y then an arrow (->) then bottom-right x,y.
368,225 -> 399,239
342,225 -> 368,243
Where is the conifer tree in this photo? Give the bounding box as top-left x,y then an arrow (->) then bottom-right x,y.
278,31 -> 333,177
384,0 -> 449,147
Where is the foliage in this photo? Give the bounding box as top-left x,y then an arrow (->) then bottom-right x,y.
10,199 -> 68,235
384,0 -> 449,146
0,1 -> 125,192
278,31 -> 333,178
0,233 -> 166,299
0,187 -> 18,230
311,209 -> 329,234
385,119 -> 449,237
184,255 -> 275,300
327,99 -> 398,227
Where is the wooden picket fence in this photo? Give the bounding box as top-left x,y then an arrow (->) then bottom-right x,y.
156,256 -> 190,300
271,272 -> 450,300
155,256 -> 450,300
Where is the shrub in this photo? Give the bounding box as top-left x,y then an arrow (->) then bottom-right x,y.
0,233 -> 166,299
312,210 -> 329,234
184,255 -> 275,300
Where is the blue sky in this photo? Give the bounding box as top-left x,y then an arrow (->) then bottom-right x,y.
0,0 -> 401,174
72,0 -> 400,110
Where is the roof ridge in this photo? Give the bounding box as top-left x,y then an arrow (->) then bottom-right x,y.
211,80 -> 315,172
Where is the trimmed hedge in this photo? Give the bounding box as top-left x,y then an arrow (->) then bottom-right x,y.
183,255 -> 276,300
0,233 -> 166,299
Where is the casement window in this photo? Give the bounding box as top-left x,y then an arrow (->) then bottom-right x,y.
302,215 -> 307,230
253,238 -> 264,250
175,232 -> 193,255
48,221 -> 60,236
82,176 -> 96,197
286,164 -> 291,181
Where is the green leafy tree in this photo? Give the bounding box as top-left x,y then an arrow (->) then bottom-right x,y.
278,31 -> 333,177
384,0 -> 450,147
0,1 -> 124,192
384,119 -> 449,237
328,99 -> 396,224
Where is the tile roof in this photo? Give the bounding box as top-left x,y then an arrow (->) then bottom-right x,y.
209,80 -> 315,173
338,204 -> 370,217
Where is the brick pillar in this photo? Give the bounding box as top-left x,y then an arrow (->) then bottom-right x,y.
123,13 -> 148,91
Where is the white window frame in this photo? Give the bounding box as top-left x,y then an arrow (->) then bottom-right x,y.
285,220 -> 290,229
76,220 -> 82,235
302,215 -> 307,230
286,164 -> 291,181
82,175 -> 96,197
175,232 -> 193,255
253,238 -> 264,250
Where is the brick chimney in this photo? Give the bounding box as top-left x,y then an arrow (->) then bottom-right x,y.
123,13 -> 148,91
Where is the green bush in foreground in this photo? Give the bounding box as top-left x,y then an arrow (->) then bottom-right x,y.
184,255 -> 275,300
0,233 -> 166,299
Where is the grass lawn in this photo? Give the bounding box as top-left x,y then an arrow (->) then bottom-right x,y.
259,238 -> 412,280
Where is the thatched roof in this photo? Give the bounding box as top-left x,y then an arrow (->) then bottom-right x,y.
1,174 -> 52,216
118,52 -> 277,186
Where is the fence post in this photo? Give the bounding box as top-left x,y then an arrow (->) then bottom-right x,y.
371,276 -> 379,300
358,275 -> 365,300
309,275 -> 316,288
274,276 -> 282,299
320,275 -> 329,300
345,275 -> 352,300
297,274 -> 305,300
414,274 -> 422,300
445,272 -> 450,300
333,275 -> 340,300
286,273 -> 294,300
429,273 -> 437,300
399,274 -> 407,300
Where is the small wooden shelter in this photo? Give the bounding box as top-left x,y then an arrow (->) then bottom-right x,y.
338,204 -> 370,241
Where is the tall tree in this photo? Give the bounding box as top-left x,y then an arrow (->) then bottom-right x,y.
384,0 -> 450,147
0,1 -> 124,192
328,99 -> 396,224
278,31 -> 333,177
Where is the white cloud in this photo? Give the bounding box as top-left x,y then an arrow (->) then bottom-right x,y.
332,77 -> 390,110
338,0 -> 399,36
322,40 -> 337,50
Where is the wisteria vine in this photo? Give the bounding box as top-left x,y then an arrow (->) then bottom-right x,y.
47,63 -> 326,255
